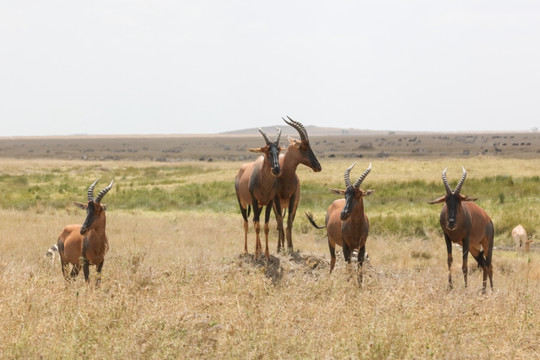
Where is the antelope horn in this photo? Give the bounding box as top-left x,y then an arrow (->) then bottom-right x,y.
87,178 -> 100,202
274,127 -> 282,146
344,162 -> 357,188
441,168 -> 452,195
353,162 -> 372,189
94,180 -> 114,203
258,128 -> 272,145
283,116 -> 308,142
454,166 -> 467,195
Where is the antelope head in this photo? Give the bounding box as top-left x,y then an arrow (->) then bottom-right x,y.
282,116 -> 322,172
74,179 -> 114,235
330,162 -> 374,221
429,167 -> 478,230
249,127 -> 283,177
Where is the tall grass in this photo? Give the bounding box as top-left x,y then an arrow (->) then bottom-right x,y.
0,208 -> 538,359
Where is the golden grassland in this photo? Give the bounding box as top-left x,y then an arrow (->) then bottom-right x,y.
0,157 -> 539,359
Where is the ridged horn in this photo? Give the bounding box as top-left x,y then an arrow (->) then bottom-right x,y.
87,179 -> 100,202
258,128 -> 272,145
344,162 -> 357,188
353,162 -> 372,189
94,180 -> 114,203
454,167 -> 467,195
441,168 -> 452,195
282,116 -> 308,142
274,127 -> 282,146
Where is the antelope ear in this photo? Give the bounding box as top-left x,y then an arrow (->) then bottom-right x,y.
364,190 -> 375,197
290,138 -> 301,149
329,188 -> 345,195
101,204 -> 108,211
462,196 -> 478,202
248,147 -> 265,154
428,196 -> 446,204
73,202 -> 87,210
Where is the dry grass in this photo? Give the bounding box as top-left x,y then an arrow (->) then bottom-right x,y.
0,156 -> 539,359
0,207 -> 538,359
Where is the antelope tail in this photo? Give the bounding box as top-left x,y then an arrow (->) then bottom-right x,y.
45,244 -> 58,258
305,211 -> 326,229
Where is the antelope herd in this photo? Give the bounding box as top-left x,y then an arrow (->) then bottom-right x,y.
43,116 -> 536,293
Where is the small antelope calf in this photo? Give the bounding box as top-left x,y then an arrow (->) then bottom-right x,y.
429,167 -> 494,293
56,179 -> 114,284
512,224 -> 532,252
306,162 -> 373,283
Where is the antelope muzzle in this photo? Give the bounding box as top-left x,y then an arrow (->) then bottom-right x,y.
340,209 -> 351,221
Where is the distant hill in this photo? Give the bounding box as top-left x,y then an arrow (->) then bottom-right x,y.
220,125 -> 395,137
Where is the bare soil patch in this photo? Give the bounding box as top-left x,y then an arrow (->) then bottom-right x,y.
1,131 -> 538,161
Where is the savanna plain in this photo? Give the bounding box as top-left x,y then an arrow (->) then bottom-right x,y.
0,133 -> 539,359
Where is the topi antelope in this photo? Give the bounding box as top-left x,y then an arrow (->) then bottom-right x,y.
274,116 -> 322,253
235,128 -> 283,260
429,167 -> 494,293
512,224 -> 532,252
306,162 -> 373,283
56,179 -> 114,284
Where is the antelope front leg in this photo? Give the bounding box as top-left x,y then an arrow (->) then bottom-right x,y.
96,259 -> 104,286
444,234 -> 453,290
263,203 -> 272,260
273,199 -> 285,252
252,203 -> 263,260
357,246 -> 366,286
286,195 -> 297,253
82,257 -> 90,283
462,237 -> 469,288
239,204 -> 249,254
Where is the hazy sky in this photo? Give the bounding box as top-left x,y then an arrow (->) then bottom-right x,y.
1,1 -> 539,136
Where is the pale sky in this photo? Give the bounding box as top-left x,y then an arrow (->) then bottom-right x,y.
1,1 -> 539,136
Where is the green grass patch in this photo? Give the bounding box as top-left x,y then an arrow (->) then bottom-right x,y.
1,163 -> 538,243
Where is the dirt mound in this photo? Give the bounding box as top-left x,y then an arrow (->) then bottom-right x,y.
235,251 -> 329,284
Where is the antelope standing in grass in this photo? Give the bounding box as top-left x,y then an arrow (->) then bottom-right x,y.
274,116 -> 322,253
512,224 -> 532,252
235,128 -> 282,260
429,167 -> 494,293
306,162 -> 373,283
56,179 -> 113,284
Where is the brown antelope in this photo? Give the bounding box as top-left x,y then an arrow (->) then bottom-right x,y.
512,224 -> 532,252
57,179 -> 114,284
306,162 -> 373,283
429,167 -> 494,293
274,116 -> 322,253
235,128 -> 282,260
